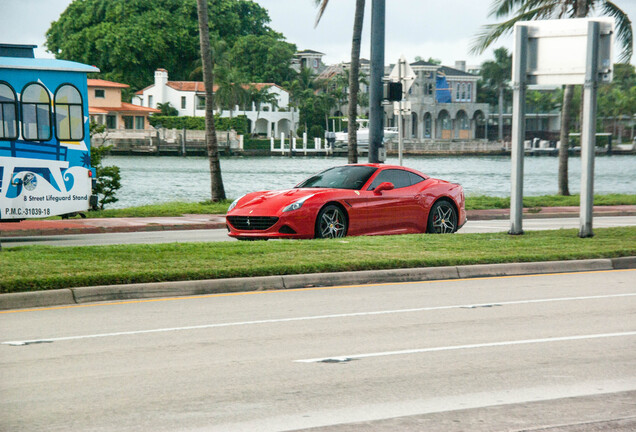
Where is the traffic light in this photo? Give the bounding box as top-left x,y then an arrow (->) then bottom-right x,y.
383,81 -> 402,102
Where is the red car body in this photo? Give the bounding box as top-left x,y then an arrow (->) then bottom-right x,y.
226,164 -> 466,240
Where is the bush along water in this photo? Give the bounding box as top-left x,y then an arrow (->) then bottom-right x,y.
90,123 -> 122,210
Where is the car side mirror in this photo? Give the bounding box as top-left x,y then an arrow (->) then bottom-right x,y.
373,181 -> 394,195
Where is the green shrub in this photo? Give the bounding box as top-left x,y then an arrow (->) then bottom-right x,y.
149,115 -> 248,135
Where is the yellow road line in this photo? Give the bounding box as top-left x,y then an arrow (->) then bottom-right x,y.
2,268 -> 634,315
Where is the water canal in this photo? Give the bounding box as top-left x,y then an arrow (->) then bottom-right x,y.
104,155 -> 636,208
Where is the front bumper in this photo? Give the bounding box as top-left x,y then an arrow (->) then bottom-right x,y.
226,210 -> 316,239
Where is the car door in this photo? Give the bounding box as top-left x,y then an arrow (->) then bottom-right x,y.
362,169 -> 422,234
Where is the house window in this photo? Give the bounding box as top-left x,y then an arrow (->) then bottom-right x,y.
135,116 -> 145,130
196,95 -> 205,110
0,81 -> 18,140
21,82 -> 51,141
466,83 -> 472,102
181,96 -> 186,109
55,84 -> 84,141
148,95 -> 153,108
106,115 -> 116,129
95,89 -> 105,98
123,116 -> 134,129
313,59 -> 318,68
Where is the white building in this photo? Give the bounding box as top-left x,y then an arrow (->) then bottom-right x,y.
133,69 -> 297,137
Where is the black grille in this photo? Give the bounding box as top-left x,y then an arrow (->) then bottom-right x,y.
227,216 -> 278,231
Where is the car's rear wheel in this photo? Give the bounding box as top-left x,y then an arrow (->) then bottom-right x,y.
427,200 -> 458,234
316,205 -> 347,239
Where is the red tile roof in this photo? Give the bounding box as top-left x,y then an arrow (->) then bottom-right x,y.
89,102 -> 160,114
135,81 -> 283,94
87,79 -> 129,89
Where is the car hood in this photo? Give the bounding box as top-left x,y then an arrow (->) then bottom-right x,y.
230,188 -> 330,215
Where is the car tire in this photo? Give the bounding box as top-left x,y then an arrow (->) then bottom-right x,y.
426,200 -> 458,234
315,205 -> 348,239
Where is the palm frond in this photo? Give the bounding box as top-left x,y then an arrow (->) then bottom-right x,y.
471,4 -> 557,54
314,0 -> 329,28
603,1 -> 633,62
489,0 -> 525,18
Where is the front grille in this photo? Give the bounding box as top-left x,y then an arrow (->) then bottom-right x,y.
227,216 -> 278,231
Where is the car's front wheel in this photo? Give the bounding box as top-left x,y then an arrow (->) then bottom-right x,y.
427,200 -> 458,234
315,205 -> 348,239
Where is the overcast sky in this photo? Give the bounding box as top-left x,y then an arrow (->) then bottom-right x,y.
1,0 -> 635,68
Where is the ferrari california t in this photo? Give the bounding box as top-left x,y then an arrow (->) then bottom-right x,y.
226,164 -> 466,240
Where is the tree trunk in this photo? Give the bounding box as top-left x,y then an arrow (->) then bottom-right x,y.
556,0 -> 588,196
196,0 -> 226,201
558,84 -> 574,196
498,85 -> 504,141
347,0 -> 365,164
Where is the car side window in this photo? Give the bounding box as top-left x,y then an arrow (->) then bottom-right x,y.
368,169 -> 412,190
409,172 -> 426,185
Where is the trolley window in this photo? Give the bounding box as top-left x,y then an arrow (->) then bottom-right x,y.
55,84 -> 84,141
21,83 -> 51,141
0,82 -> 18,140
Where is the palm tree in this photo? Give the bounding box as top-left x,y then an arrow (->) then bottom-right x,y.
248,84 -> 279,137
316,0 -> 366,163
480,47 -> 512,142
472,0 -> 633,195
215,65 -> 248,122
196,0 -> 225,201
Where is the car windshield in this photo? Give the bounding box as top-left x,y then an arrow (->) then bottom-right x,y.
295,166 -> 378,190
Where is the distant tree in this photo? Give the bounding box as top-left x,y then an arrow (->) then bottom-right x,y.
157,102 -> 179,116
46,0 -> 280,91
214,65 -> 248,121
415,56 -> 442,65
248,85 -> 279,137
480,47 -> 512,141
227,35 -> 297,84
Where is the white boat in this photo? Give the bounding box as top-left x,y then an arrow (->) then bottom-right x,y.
333,120 -> 398,149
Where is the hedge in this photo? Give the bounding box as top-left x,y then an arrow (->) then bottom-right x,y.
149,115 -> 248,135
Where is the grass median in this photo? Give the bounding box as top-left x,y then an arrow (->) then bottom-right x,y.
1,227 -> 634,293
80,194 -> 635,218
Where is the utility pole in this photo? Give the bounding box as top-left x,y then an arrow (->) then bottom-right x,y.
368,0 -> 385,163
397,57 -> 404,166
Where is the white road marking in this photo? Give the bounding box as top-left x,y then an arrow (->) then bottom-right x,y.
2,293 -> 635,346
295,331 -> 636,363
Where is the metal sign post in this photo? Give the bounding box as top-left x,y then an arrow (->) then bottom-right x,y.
579,21 -> 600,238
509,25 -> 528,235
509,18 -> 613,237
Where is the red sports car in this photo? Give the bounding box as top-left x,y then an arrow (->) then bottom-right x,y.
226,164 -> 466,240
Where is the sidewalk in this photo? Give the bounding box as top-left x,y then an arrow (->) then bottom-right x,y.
1,206 -> 635,238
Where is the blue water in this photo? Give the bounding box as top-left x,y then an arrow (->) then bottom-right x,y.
103,155 -> 636,208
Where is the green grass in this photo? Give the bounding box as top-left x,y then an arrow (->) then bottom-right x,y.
465,194 -> 636,210
85,200 -> 233,218
73,194 -> 635,218
1,227 -> 634,293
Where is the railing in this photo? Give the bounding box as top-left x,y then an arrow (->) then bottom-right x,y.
270,133 -> 332,155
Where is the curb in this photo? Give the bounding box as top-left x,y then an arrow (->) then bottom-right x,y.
0,222 -> 227,238
1,257 -> 634,311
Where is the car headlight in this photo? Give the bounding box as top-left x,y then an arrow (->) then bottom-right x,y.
282,194 -> 314,212
228,195 -> 245,212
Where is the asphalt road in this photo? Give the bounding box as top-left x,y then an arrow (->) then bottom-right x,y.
2,215 -> 635,247
1,270 -> 635,431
